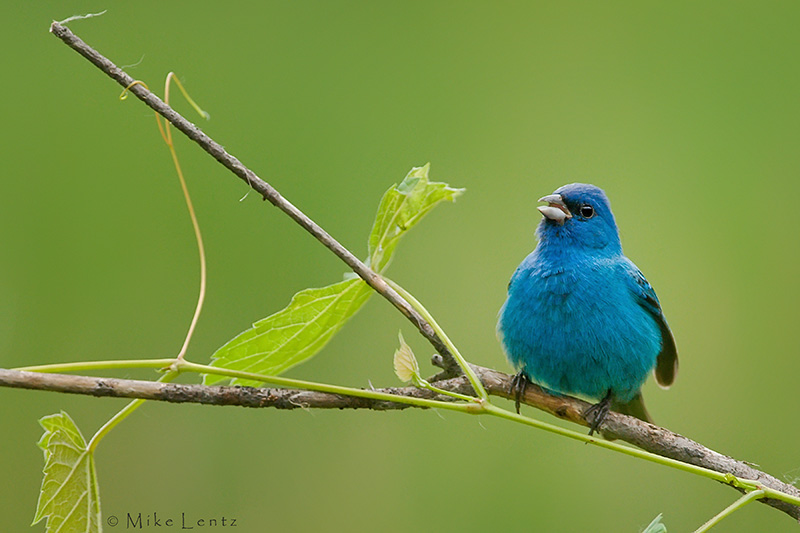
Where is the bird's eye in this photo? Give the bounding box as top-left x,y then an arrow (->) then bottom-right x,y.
579,204 -> 595,219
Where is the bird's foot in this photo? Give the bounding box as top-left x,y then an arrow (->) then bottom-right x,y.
584,390 -> 613,436
509,371 -> 530,414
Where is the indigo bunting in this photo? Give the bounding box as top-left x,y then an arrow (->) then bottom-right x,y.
497,184 -> 677,433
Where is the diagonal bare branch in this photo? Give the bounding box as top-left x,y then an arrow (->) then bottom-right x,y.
48,21 -> 461,378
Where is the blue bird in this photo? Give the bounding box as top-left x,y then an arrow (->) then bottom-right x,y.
497,184 -> 677,433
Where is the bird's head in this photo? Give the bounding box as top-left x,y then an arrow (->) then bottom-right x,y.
536,183 -> 621,253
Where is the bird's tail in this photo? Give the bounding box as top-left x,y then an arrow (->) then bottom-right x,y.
612,392 -> 653,424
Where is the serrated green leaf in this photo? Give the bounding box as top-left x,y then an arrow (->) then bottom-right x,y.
367,163 -> 464,273
206,278 -> 372,386
33,411 -> 102,533
393,331 -> 419,383
207,164 -> 462,384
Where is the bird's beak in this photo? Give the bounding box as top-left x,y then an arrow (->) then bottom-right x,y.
537,194 -> 572,224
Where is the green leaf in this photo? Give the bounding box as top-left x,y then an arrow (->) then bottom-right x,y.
206,164 -> 462,384
367,163 -> 464,273
33,411 -> 102,533
393,331 -> 419,383
642,513 -> 667,533
205,278 -> 372,386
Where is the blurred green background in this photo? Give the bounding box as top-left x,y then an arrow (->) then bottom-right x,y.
2,2 -> 799,532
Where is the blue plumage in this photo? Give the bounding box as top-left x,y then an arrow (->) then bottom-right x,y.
497,184 -> 677,428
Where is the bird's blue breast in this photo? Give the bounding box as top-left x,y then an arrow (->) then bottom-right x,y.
498,249 -> 661,403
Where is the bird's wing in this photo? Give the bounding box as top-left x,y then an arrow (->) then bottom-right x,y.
621,260 -> 679,388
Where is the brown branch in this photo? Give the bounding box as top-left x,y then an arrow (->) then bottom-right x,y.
2,366 -> 799,521
475,367 -> 800,522
0,368 -> 451,410
47,21 -> 461,379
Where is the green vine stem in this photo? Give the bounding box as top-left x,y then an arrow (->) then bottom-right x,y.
693,489 -> 766,532
178,360 -> 480,413
413,377 -> 477,402
13,357 -> 479,412
481,403 -> 797,505
87,370 -> 179,452
385,277 -> 488,400
16,359 -> 176,373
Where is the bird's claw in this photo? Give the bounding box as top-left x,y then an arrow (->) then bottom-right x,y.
584,390 -> 613,436
510,371 -> 530,414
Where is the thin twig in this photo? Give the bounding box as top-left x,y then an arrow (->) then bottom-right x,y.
1,366 -> 798,521
48,21 -> 461,378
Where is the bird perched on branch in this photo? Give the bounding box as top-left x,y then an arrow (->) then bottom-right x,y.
497,183 -> 677,434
